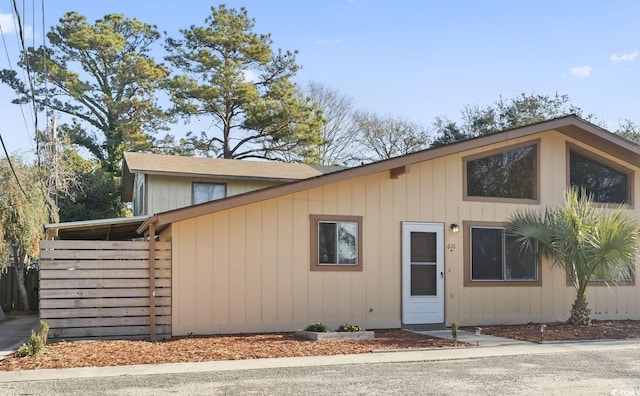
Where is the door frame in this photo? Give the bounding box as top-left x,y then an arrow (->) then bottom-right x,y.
401,222 -> 445,325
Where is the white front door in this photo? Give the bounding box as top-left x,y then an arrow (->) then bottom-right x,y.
402,222 -> 444,324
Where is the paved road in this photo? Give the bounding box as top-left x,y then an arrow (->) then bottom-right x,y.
2,347 -> 640,395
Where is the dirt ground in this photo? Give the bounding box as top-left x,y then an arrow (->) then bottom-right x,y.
2,320 -> 639,372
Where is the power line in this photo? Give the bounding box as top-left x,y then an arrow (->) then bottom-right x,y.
12,0 -> 40,167
0,22 -> 34,147
0,132 -> 28,197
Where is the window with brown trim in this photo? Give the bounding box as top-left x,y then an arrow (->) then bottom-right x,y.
310,215 -> 363,271
463,221 -> 541,287
463,140 -> 539,203
568,146 -> 633,205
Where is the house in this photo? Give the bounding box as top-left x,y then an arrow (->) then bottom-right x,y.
121,152 -> 340,216
134,115 -> 640,336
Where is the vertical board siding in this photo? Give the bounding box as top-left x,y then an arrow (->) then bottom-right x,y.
171,130 -> 640,335
147,175 -> 281,214
39,240 -> 171,341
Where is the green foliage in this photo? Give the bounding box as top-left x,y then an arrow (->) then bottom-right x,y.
304,322 -> 328,332
0,12 -> 169,173
337,323 -> 366,332
431,93 -> 596,147
451,322 -> 459,343
56,150 -> 126,222
0,157 -> 52,310
507,189 -> 640,325
165,5 -> 324,162
15,330 -> 46,357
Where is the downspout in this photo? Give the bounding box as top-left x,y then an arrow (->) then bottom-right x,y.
148,221 -> 156,341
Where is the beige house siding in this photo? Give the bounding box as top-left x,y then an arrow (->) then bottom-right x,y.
169,129 -> 640,335
144,175 -> 281,215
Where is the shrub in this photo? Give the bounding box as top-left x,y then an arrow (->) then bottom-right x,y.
337,323 -> 366,332
15,331 -> 45,357
451,321 -> 459,344
14,321 -> 49,358
304,322 -> 328,332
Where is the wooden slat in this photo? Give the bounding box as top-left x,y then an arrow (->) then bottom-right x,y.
40,278 -> 171,289
40,297 -> 171,309
39,288 -> 171,299
41,240 -> 170,250
41,250 -> 145,259
41,306 -> 171,319
40,269 -> 171,280
48,325 -> 171,339
45,316 -> 171,328
39,239 -> 172,341
40,259 -> 171,270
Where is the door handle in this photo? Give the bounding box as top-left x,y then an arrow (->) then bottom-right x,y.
440,271 -> 444,279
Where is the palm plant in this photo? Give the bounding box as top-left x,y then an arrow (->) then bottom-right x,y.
507,189 -> 640,325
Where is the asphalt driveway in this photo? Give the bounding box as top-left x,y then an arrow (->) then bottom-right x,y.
0,314 -> 39,359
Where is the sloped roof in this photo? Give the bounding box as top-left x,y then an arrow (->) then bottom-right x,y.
138,115 -> 640,235
45,216 -> 149,241
121,152 -> 342,202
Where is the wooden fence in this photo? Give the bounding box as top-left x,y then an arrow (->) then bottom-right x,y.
0,267 -> 39,312
39,240 -> 171,341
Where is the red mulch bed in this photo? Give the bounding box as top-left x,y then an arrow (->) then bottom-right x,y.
0,329 -> 455,371
463,320 -> 640,343
3,321 -> 639,372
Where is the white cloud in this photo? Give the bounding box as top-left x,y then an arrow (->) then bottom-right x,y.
569,65 -> 592,79
0,12 -> 34,39
315,38 -> 343,46
610,50 -> 638,63
0,12 -> 16,34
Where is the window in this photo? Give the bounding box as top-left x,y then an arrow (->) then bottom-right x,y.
464,141 -> 539,202
310,215 -> 363,271
590,266 -> 634,283
568,147 -> 632,205
464,222 -> 540,286
192,182 -> 226,204
134,177 -> 145,216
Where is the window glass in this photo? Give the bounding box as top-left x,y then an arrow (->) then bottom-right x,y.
590,265 -> 633,283
410,232 -> 436,262
569,150 -> 629,204
338,222 -> 357,264
318,221 -> 358,265
193,183 -> 226,204
471,227 -> 537,281
318,222 -> 337,264
411,264 -> 437,295
466,145 -> 536,200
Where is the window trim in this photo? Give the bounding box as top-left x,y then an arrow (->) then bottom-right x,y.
566,143 -> 635,208
309,215 -> 363,272
462,139 -> 540,204
463,221 -> 542,287
192,181 -> 227,205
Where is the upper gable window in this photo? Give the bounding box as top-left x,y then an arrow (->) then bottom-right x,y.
569,148 -> 632,205
464,141 -> 538,202
192,182 -> 226,204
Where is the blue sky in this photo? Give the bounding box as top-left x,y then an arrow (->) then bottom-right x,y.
1,0 -> 639,156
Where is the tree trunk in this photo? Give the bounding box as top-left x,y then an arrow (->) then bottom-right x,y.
568,293 -> 591,325
12,247 -> 29,312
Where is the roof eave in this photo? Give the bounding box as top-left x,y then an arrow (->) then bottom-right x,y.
137,116 -> 640,234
